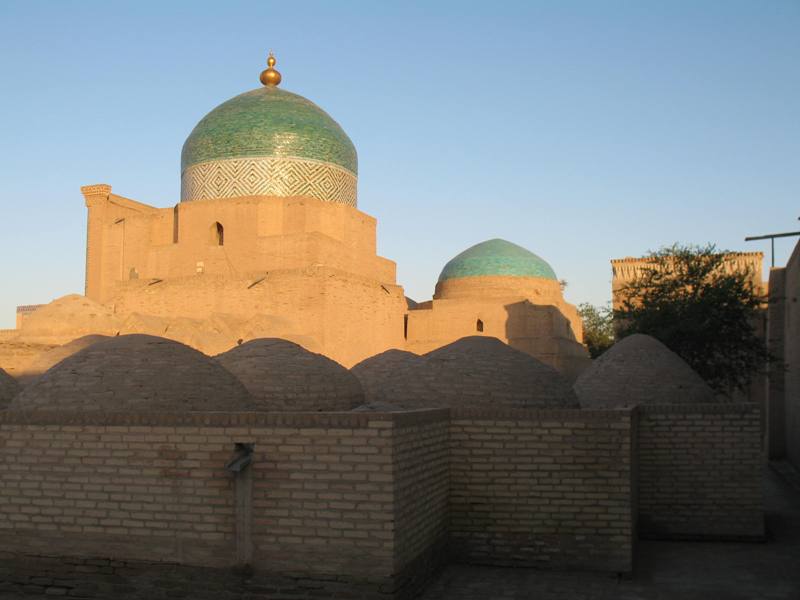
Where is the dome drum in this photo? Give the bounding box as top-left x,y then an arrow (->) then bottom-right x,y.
181,155 -> 356,206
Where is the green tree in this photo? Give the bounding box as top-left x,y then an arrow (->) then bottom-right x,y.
578,302 -> 615,358
614,243 -> 769,394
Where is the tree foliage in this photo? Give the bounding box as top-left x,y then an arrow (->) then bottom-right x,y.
578,303 -> 615,358
614,243 -> 768,394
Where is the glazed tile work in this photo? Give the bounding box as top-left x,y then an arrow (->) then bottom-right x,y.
438,238 -> 558,281
181,87 -> 357,175
181,155 -> 357,205
180,86 -> 357,205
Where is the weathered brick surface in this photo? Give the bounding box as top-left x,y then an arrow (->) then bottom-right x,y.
392,412 -> 449,595
636,403 -> 764,539
448,408 -> 634,573
0,404 -> 768,597
0,410 -> 446,587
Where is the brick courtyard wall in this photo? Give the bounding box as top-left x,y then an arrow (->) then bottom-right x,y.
0,412 -> 239,567
781,241 -> 800,469
448,408 -> 634,573
392,410 -> 450,594
636,403 -> 764,540
0,409 -> 448,594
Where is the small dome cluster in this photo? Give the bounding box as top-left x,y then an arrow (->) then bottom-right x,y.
216,339 -> 363,411
3,333 -> 714,415
7,335 -> 364,414
574,334 -> 715,408
12,335 -> 252,412
351,336 -> 578,410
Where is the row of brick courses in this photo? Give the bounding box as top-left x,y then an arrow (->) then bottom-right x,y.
0,403 -> 766,596
391,410 -> 450,597
448,408 -> 634,573
636,403 -> 764,540
0,552 -> 396,599
248,416 -> 396,578
0,410 -> 442,585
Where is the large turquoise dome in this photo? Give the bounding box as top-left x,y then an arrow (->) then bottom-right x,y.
438,239 -> 558,282
181,81 -> 358,206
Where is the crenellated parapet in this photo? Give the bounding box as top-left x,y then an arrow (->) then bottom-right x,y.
611,252 -> 766,307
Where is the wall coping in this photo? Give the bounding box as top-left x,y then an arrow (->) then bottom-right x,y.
450,407 -> 631,421
0,408 -> 448,428
635,403 -> 758,415
0,404 -> 757,428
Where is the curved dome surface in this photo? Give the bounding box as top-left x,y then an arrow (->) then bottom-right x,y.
216,338 -> 364,411
20,294 -> 120,343
574,334 -> 715,409
438,239 -> 557,283
19,335 -> 111,385
181,86 -> 357,206
351,349 -> 425,404
373,337 -> 577,410
12,334 -> 253,412
0,367 -> 20,408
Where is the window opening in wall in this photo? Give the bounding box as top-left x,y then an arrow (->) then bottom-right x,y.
476,318 -> 484,332
211,221 -> 224,246
404,314 -> 409,340
129,267 -> 138,280
172,204 -> 180,243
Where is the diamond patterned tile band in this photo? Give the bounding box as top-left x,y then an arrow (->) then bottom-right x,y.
181,156 -> 357,206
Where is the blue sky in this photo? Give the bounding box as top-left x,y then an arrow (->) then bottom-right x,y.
0,1 -> 798,329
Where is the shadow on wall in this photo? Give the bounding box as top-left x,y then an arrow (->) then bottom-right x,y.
503,301 -> 590,381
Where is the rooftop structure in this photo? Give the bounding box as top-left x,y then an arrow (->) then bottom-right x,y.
215,338 -> 364,411
13,334 -> 253,411
3,54 -> 591,381
574,334 -> 715,408
359,336 -> 578,409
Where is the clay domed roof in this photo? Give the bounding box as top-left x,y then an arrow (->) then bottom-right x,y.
369,337 -> 577,410
181,69 -> 357,206
0,367 -> 20,408
574,334 -> 715,408
11,334 -> 253,412
216,338 -> 364,411
351,349 -> 425,404
19,335 -> 111,385
438,239 -> 557,282
20,295 -> 120,342
422,337 -> 577,408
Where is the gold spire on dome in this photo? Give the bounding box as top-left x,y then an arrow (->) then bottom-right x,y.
260,51 -> 282,87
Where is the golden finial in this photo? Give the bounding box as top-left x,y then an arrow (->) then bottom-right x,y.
260,51 -> 282,87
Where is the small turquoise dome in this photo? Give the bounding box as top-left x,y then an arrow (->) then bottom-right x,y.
438,239 -> 557,282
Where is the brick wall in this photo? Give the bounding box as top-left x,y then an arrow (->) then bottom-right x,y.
0,410 -> 448,593
781,242 -> 800,469
247,414 -> 395,579
637,403 -> 764,540
448,408 -> 634,573
392,411 -> 449,595
0,403 -> 768,595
